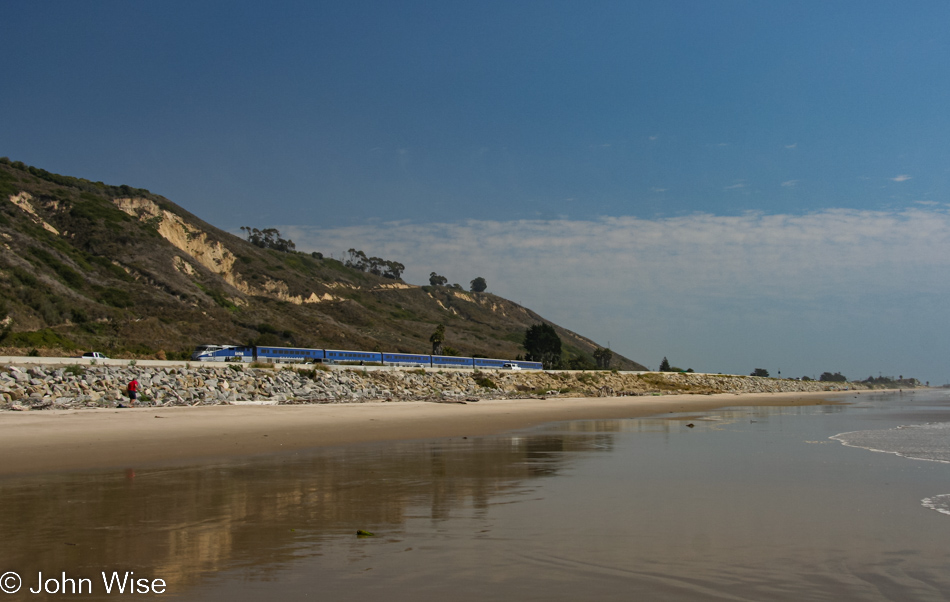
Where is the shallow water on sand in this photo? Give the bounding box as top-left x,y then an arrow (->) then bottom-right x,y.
1,391 -> 949,601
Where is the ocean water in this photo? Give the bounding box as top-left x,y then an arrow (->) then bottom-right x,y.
0,390 -> 949,601
831,412 -> 950,521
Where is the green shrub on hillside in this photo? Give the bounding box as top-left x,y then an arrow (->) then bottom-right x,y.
8,265 -> 37,287
69,201 -> 130,225
195,282 -> 238,311
1,328 -> 76,350
88,256 -> 132,281
100,288 -> 133,308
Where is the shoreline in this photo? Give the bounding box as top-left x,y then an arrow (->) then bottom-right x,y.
0,390 -> 873,477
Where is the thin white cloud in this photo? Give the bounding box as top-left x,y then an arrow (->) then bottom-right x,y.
650,187 -> 668,193
781,180 -> 798,187
785,143 -> 797,149
724,182 -> 745,190
915,200 -> 938,206
286,207 -> 950,304
282,207 -> 950,382
891,174 -> 913,182
648,136 -> 658,141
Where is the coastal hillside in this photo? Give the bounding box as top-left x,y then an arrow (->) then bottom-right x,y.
0,158 -> 646,370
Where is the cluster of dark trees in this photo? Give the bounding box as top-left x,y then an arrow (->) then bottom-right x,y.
860,375 -> 921,387
522,323 -> 612,371
744,371 -> 923,387
660,357 -> 693,373
429,272 -> 488,293
761,370 -> 844,381
429,322 -> 611,371
593,347 -> 613,369
240,228 -> 409,281
240,227 -> 297,253
523,323 -> 563,369
345,248 -> 405,280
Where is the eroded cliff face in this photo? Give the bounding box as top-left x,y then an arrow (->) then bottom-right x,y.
8,192 -> 60,235
112,198 -> 423,306
114,197 -> 244,285
113,198 -> 315,305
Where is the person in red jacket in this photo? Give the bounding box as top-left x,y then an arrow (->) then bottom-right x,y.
127,378 -> 139,404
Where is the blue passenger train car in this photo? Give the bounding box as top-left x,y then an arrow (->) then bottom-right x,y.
512,360 -> 543,370
325,349 -> 383,364
255,346 -> 325,363
431,355 -> 475,368
473,357 -> 511,369
382,353 -> 431,367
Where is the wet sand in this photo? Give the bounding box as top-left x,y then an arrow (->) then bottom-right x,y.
1,389 -> 945,601
0,390 -> 860,476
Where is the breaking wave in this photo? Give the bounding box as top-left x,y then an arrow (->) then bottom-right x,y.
831,422 -> 950,464
832,422 -> 950,517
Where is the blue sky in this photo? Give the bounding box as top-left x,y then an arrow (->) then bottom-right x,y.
3,1 -> 950,383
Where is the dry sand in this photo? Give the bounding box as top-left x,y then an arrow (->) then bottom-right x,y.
0,390 -> 864,476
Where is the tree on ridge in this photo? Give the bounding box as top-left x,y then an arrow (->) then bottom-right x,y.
470,277 -> 487,292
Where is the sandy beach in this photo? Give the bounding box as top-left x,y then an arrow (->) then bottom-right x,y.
0,390 -> 860,476
2,388 -> 946,601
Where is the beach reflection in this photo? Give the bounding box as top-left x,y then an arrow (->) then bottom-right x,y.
1,397 -> 948,601
0,431 -> 612,600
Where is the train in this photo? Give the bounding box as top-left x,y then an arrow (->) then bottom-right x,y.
191,344 -> 544,370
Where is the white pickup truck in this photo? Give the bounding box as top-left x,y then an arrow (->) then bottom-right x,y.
81,352 -> 109,360
502,363 -> 522,370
